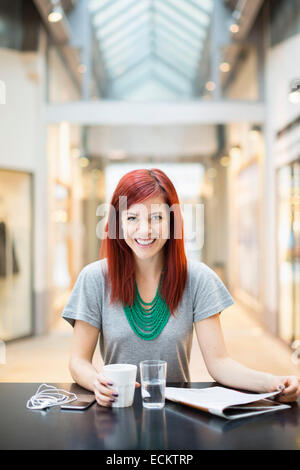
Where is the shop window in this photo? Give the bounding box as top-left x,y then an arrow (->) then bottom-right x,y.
277,159 -> 300,344
0,169 -> 33,341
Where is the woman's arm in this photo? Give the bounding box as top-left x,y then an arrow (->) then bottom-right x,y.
69,319 -> 141,406
194,313 -> 300,402
69,319 -> 100,391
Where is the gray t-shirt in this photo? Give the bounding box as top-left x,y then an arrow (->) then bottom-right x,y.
62,257 -> 234,382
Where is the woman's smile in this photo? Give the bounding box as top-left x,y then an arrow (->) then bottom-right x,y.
135,238 -> 157,247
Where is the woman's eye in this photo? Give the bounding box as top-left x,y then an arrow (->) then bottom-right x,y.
127,215 -> 162,221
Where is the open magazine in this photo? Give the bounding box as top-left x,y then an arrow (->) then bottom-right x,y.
165,386 -> 291,420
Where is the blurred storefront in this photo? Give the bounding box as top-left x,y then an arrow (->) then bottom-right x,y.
277,158 -> 300,345
47,123 -> 107,328
268,18 -> 300,348
0,170 -> 33,341
47,122 -> 83,328
227,124 -> 264,322
276,114 -> 300,347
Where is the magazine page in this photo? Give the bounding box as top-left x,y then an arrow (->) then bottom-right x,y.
165,386 -> 291,420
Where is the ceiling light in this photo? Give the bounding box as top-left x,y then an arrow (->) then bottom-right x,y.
220,156 -> 230,167
289,79 -> 300,104
206,167 -> 217,178
71,148 -> 80,159
92,169 -> 102,177
79,157 -> 90,168
205,81 -> 216,91
229,145 -> 242,159
48,0 -> 63,23
78,64 -> 87,74
249,125 -> 261,138
229,23 -> 240,34
220,62 -> 231,73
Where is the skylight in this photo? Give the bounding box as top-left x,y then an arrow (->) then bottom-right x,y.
88,0 -> 214,99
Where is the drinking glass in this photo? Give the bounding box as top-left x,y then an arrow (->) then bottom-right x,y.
140,360 -> 167,409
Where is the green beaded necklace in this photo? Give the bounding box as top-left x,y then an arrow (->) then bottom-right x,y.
122,270 -> 170,341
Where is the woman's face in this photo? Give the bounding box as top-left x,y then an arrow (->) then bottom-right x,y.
121,195 -> 170,260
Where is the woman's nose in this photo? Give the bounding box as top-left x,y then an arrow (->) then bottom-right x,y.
136,219 -> 152,237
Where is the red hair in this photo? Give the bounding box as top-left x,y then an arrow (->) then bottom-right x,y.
99,168 -> 187,316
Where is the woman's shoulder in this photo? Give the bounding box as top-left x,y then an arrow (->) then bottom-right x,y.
187,257 -> 226,290
187,257 -> 215,279
80,257 -> 108,281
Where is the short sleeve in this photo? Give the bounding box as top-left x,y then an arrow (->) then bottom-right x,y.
62,263 -> 102,330
192,262 -> 234,323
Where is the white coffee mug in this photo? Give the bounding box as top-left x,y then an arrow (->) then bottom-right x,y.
103,364 -> 137,408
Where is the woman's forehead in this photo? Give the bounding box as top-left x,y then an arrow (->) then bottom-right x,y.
127,197 -> 168,213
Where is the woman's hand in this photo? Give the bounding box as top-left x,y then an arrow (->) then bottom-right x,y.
93,371 -> 140,407
268,375 -> 300,403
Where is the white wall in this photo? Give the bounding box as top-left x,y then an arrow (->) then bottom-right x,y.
0,44 -> 51,334
0,49 -> 40,171
88,124 -> 217,158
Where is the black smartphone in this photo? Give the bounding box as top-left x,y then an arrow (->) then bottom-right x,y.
60,399 -> 96,410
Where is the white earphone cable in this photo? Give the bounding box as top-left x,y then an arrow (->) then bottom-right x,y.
26,383 -> 78,410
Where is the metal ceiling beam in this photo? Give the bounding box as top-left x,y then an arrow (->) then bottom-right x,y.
152,39 -> 196,73
61,0 -> 78,13
155,13 -> 200,50
153,32 -> 199,66
108,41 -> 152,72
157,0 -> 209,31
154,52 -> 193,81
110,53 -> 152,81
93,0 -> 141,29
112,72 -> 153,97
230,0 -> 264,41
88,0 -> 112,14
188,0 -> 214,16
46,100 -> 265,126
104,28 -> 151,63
154,7 -> 202,45
155,26 -> 201,61
112,63 -> 152,93
220,0 -> 265,98
180,0 -> 212,18
102,21 -> 149,55
98,7 -> 150,44
33,0 -> 83,93
33,0 -> 71,44
153,62 -> 191,92
153,18 -> 200,52
154,72 -> 188,95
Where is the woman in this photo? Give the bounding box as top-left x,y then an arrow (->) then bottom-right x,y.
62,168 -> 300,407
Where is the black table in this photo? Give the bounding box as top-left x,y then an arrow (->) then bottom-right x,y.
0,382 -> 299,450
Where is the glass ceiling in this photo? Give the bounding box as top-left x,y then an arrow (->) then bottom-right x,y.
88,0 -> 214,100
